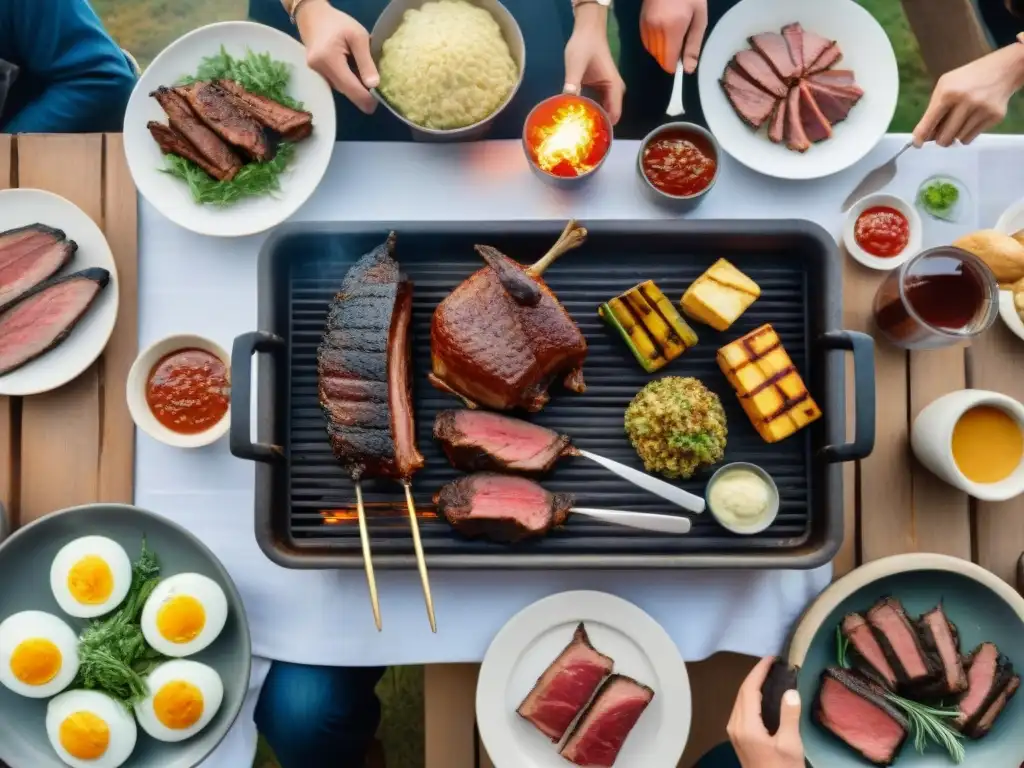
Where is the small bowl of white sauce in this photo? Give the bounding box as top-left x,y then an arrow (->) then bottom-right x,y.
706,462 -> 780,535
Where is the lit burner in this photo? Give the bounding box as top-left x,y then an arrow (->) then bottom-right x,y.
523,95 -> 612,181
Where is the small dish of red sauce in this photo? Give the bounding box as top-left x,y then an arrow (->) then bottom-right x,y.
843,193 -> 922,272
854,206 -> 910,257
638,122 -> 719,208
127,334 -> 231,448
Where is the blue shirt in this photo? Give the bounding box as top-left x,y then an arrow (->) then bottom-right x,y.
0,0 -> 136,133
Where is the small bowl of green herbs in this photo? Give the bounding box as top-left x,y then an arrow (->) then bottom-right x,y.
916,175 -> 968,223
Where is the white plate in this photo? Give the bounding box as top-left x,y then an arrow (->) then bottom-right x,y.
123,21 -> 336,238
477,591 -> 691,768
0,189 -> 119,396
699,0 -> 899,180
998,290 -> 1024,343
993,200 -> 1024,341
995,197 -> 1024,236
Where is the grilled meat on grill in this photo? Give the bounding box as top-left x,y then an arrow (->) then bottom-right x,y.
215,79 -> 314,141
517,623 -> 614,742
148,121 -> 232,181
151,86 -> 243,180
434,473 -> 573,543
814,668 -> 909,766
915,605 -> 968,698
0,224 -> 76,309
176,82 -> 275,162
841,613 -> 898,690
433,410 -> 576,474
429,221 -> 588,412
317,233 -> 424,480
0,268 -> 110,376
866,597 -> 941,693
559,674 -> 654,767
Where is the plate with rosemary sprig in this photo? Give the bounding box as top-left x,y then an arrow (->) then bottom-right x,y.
123,21 -> 336,237
788,553 -> 1024,767
0,503 -> 250,768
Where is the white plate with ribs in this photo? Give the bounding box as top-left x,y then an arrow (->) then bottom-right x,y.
699,0 -> 899,180
476,591 -> 690,768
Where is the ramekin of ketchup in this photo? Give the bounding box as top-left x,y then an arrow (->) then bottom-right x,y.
637,121 -> 720,210
843,193 -> 922,271
126,334 -> 231,448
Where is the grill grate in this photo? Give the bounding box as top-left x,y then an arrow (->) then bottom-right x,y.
257,224 -> 839,566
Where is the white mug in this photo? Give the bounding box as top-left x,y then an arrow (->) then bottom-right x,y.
911,389 -> 1024,501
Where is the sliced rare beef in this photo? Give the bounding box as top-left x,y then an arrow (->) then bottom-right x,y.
0,268 -> 110,376
803,82 -> 856,125
957,642 -> 1018,735
807,42 -> 843,75
0,224 -> 75,309
967,674 -> 1020,739
433,409 -> 576,474
148,121 -> 231,181
761,659 -> 799,735
781,23 -> 805,76
866,597 -> 939,691
842,614 -> 898,690
814,668 -> 909,766
915,605 -> 968,698
767,97 -> 787,143
731,49 -> 788,98
721,65 -> 777,128
517,623 -> 614,742
151,86 -> 243,180
784,87 -> 810,153
559,674 -> 655,767
749,32 -> 799,82
214,79 -> 313,141
809,69 -> 858,88
798,82 -> 832,143
176,81 -> 276,162
434,473 -> 573,543
801,30 -> 836,73
810,81 -> 865,106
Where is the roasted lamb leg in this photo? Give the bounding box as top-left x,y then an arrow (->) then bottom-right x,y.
429,221 -> 588,412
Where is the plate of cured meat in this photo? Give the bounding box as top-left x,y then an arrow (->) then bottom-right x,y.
476,591 -> 690,768
699,0 -> 898,180
788,553 -> 1024,767
123,21 -> 336,237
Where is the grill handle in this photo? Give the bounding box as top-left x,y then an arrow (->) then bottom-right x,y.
230,331 -> 286,463
818,330 -> 876,463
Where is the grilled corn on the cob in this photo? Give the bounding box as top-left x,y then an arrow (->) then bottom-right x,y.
600,280 -> 698,372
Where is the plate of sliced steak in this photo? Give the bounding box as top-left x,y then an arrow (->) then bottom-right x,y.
478,591 -> 688,768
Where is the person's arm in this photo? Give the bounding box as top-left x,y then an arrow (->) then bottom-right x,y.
0,0 -> 136,134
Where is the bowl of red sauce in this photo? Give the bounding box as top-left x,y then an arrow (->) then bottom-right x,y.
843,193 -> 923,271
127,334 -> 231,448
522,94 -> 612,187
637,122 -> 720,210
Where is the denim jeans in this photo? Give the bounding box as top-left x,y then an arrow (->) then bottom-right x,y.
694,742 -> 743,768
254,662 -> 386,768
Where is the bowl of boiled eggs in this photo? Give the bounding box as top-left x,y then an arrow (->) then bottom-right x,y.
0,503 -> 250,768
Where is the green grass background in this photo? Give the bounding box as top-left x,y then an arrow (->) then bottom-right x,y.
93,1 -> 1022,766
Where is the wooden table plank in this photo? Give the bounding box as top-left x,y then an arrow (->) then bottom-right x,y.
424,664 -> 479,768
16,135 -> 105,522
0,136 -> 15,523
969,324 -> 1024,584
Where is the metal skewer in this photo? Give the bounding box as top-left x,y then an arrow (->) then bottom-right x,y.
353,478 -> 382,632
403,481 -> 437,633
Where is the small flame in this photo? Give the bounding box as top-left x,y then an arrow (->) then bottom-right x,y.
526,97 -> 609,178
321,510 -> 355,525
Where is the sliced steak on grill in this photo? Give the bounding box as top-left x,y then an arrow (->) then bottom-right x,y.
813,668 -> 909,766
866,597 -> 939,691
842,613 -> 898,690
434,473 -> 573,543
0,224 -> 75,309
957,642 -> 1019,736
749,32 -> 799,82
781,22 -> 805,76
731,49 -> 788,98
559,674 -> 655,767
721,65 -> 778,129
915,605 -> 968,698
317,233 -> 424,480
433,410 -> 576,474
517,623 -> 614,742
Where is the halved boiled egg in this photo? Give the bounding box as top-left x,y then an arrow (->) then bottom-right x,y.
0,610 -> 79,698
135,659 -> 224,742
140,573 -> 227,657
46,689 -> 137,768
50,536 -> 132,618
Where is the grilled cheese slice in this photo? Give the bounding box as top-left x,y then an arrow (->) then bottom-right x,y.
717,324 -> 821,443
682,259 -> 761,331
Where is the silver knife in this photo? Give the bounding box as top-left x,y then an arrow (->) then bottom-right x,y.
571,507 -> 692,534
841,140 -> 914,211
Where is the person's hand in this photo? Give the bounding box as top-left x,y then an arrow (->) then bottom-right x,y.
913,43 -> 1024,147
640,0 -> 709,74
564,4 -> 626,125
295,0 -> 379,114
727,656 -> 805,768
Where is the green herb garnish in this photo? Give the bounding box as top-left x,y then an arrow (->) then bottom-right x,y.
162,47 -> 303,206
918,180 -> 960,220
73,540 -> 164,709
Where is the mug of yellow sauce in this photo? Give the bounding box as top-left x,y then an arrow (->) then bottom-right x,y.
911,390 -> 1024,501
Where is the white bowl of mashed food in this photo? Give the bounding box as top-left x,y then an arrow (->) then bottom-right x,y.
706,462 -> 780,535
370,0 -> 525,141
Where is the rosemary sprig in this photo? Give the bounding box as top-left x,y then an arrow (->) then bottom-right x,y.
836,625 -> 850,669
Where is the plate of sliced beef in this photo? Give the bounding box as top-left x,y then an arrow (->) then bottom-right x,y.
788,553 -> 1024,766
477,590 -> 690,768
0,189 -> 118,396
123,21 -> 336,237
699,0 -> 898,180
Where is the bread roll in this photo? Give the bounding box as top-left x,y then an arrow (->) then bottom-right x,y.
1013,229 -> 1024,249
1014,277 -> 1024,324
953,229 -> 1024,284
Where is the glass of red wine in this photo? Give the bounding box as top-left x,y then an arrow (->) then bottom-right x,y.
873,246 -> 999,349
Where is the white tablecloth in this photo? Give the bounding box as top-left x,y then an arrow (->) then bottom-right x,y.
135,134 -> 1021,766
